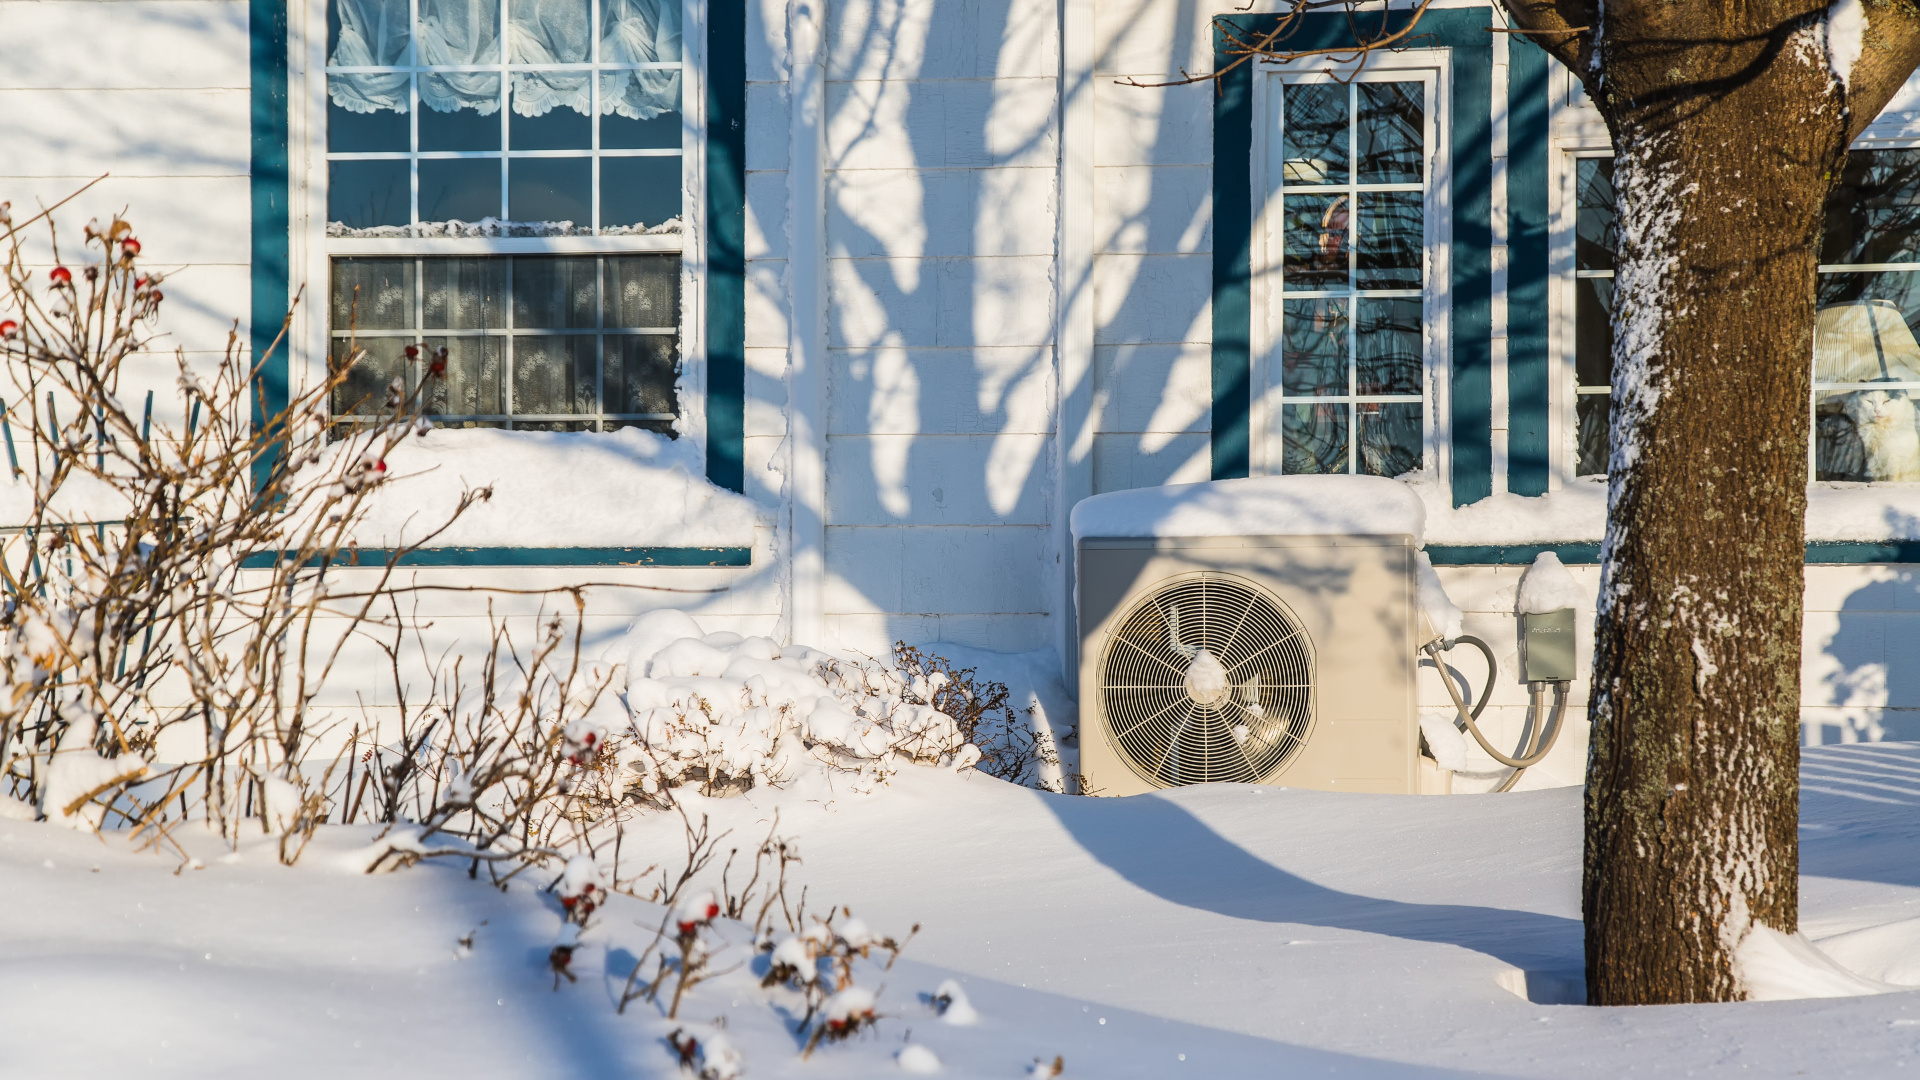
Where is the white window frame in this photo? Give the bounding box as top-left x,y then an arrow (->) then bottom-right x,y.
286,0 -> 710,453
1248,50 -> 1452,482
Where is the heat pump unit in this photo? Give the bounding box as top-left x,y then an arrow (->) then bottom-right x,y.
1076,534 -> 1419,796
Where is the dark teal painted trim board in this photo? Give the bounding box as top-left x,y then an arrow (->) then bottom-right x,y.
1425,542 -> 1920,565
250,0 -> 289,490
240,546 -> 752,569
1211,50 -> 1253,481
1211,8 -> 1494,507
1505,38 -> 1551,497
705,0 -> 747,495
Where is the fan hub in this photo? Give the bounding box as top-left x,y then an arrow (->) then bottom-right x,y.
1183,648 -> 1232,708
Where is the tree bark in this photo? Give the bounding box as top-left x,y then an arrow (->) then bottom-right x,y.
1498,0 -> 1920,1003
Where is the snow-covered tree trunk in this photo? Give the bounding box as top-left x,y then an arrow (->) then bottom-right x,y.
1498,0 -> 1920,1003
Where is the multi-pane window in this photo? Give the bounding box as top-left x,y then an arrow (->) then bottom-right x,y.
1572,149 -> 1920,481
326,0 -> 683,235
1573,157 -> 1615,476
1815,150 -> 1920,482
323,0 -> 685,434
331,255 -> 678,431
1275,78 -> 1428,477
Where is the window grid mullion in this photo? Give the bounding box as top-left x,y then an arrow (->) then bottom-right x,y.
1347,80 -> 1359,475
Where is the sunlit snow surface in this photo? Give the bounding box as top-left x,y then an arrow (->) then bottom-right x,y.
4,745 -> 1920,1078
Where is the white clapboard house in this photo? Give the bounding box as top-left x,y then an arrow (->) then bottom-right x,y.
6,0 -> 1920,782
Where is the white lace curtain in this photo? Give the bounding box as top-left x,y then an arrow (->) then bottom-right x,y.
328,0 -> 681,120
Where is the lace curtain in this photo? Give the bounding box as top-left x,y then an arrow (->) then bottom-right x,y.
328,0 -> 681,120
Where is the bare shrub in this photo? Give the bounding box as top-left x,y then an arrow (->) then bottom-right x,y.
0,204 -> 675,870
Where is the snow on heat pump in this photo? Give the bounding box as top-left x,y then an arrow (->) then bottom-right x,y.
1070,476 -> 1426,796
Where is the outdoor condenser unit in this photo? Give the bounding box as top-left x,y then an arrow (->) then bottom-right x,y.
1076,534 -> 1420,796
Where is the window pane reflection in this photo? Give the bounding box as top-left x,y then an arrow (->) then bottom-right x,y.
1356,82 -> 1422,184
1282,84 -> 1347,186
1281,298 -> 1347,395
1284,194 -> 1347,292
1576,158 -> 1616,273
1356,401 -> 1421,477
1823,148 -> 1920,267
1355,298 -> 1421,395
1356,191 -> 1421,290
1282,402 -> 1348,474
1576,394 -> 1610,477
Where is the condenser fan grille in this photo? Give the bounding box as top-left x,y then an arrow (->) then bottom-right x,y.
1099,572 -> 1314,787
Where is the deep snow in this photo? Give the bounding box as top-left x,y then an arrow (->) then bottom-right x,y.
4,744 -> 1920,1077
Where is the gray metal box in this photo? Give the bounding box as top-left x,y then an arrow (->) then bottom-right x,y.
1519,608 -> 1578,683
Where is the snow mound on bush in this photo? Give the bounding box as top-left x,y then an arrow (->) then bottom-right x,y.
589,613 -> 978,800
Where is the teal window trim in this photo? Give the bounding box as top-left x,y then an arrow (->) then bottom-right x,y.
240,546 -> 751,569
1425,542 -> 1920,565
705,0 -> 747,494
249,0 -> 748,498
250,0 -> 289,491
1212,8 -> 1494,506
1506,38 -> 1551,496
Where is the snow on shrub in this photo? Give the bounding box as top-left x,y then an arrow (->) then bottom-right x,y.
582,610 -> 984,803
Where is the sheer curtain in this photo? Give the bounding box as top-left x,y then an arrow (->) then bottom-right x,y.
328,0 -> 680,120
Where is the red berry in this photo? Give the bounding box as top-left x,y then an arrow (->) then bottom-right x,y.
429,361 -> 447,376
122,238 -> 141,256
0,320 -> 17,338
149,290 -> 163,303
374,459 -> 387,473
404,345 -> 419,359
135,277 -> 148,288
48,266 -> 71,286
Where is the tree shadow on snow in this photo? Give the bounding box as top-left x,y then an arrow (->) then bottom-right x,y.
1042,791 -> 1582,972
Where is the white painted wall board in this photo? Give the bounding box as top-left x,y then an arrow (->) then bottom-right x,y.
746,83 -> 791,171
1091,80 -> 1211,167
744,345 -> 790,437
825,77 -> 1058,171
1094,164 -> 1211,254
825,432 -> 1052,524
828,167 -> 1056,259
826,0 -> 1057,81
1092,342 -> 1211,433
828,255 -> 1054,349
0,0 -> 248,89
746,258 -> 791,348
0,88 -> 248,176
825,523 -> 1051,612
1092,252 -> 1210,345
1091,0 -> 1214,78
746,170 -> 790,259
828,346 -> 1055,435
826,611 -> 1049,654
0,176 -> 251,265
1090,431 -> 1209,494
745,0 -> 788,83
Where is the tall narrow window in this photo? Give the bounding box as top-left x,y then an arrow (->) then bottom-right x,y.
325,0 -> 685,432
1275,78 -> 1428,476
1573,156 -> 1615,477
1815,149 -> 1920,482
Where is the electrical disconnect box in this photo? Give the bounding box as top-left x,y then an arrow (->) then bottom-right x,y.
1519,608 -> 1577,683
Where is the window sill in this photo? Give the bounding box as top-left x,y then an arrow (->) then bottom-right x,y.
1413,475 -> 1920,562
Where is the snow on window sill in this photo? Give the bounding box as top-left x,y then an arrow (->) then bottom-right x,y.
328,426 -> 760,549
1412,474 -> 1920,546
326,216 -> 682,239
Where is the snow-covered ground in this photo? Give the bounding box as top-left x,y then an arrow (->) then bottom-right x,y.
4,744 -> 1920,1078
